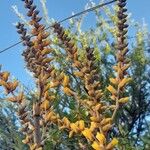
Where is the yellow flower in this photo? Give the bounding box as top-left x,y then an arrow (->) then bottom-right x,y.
70,123 -> 79,133
49,81 -> 60,88
69,130 -> 74,138
42,57 -> 53,64
106,138 -> 118,150
63,75 -> 70,87
63,87 -> 74,96
41,48 -> 52,56
82,128 -> 93,141
118,78 -> 132,89
109,78 -> 118,85
96,132 -> 106,144
95,103 -> 102,111
90,122 -> 97,132
107,85 -> 117,95
1,71 -> 10,82
118,97 -> 129,104
90,116 -> 99,122
78,120 -> 85,131
73,71 -> 84,78
40,100 -> 49,110
22,136 -> 30,144
101,118 -> 112,126
92,141 -> 100,150
45,111 -> 54,122
102,124 -> 112,132
110,95 -> 116,101
62,117 -> 70,127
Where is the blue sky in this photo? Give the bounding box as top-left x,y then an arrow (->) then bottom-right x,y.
0,0 -> 149,87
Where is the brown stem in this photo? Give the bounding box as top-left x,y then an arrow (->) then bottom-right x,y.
33,103 -> 42,147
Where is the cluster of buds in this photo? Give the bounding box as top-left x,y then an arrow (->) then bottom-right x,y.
52,23 -> 79,66
58,116 -> 118,150
11,0 -> 132,149
0,69 -> 19,100
52,22 -> 119,149
0,68 -> 35,148
18,104 -> 35,148
107,0 -> 131,126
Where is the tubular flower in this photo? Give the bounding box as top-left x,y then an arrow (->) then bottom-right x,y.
82,128 -> 93,141
106,138 -> 118,150
92,141 -> 100,150
96,132 -> 106,144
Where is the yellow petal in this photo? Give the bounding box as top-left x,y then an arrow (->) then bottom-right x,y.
73,71 -> 84,78
118,97 -> 129,104
118,78 -> 132,89
0,80 -> 7,86
42,58 -> 53,64
101,118 -> 112,126
90,122 -> 97,132
63,87 -> 74,96
69,130 -> 74,138
82,128 -> 93,141
62,117 -> 70,127
22,136 -> 30,144
96,132 -> 106,144
109,78 -> 118,85
70,123 -> 78,133
94,103 -> 102,111
110,95 -> 116,101
49,81 -> 60,88
45,111 -> 54,122
40,100 -> 50,110
42,39 -> 51,47
11,80 -> 19,91
107,85 -> 117,95
78,120 -> 85,131
1,72 -> 10,82
92,141 -> 100,150
102,124 -> 112,132
41,48 -> 52,56
90,116 -> 99,122
63,75 -> 70,87
106,138 -> 118,150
